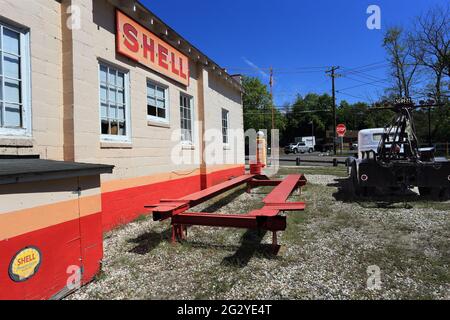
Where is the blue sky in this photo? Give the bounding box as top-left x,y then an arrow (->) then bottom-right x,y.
141,0 -> 447,106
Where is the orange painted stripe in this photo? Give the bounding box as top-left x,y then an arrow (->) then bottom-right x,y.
0,194 -> 101,241
101,164 -> 245,193
205,164 -> 244,174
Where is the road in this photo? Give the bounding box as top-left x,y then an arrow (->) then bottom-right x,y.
247,151 -> 355,167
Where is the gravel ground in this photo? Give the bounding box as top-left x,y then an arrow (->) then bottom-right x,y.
67,167 -> 449,300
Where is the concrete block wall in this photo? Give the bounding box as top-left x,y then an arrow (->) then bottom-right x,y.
0,0 -> 64,160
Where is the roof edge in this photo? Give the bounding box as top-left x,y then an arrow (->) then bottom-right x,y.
108,0 -> 243,91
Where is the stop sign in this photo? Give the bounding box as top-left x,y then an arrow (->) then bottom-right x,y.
336,124 -> 347,137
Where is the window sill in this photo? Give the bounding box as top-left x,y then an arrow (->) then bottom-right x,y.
147,120 -> 170,129
223,144 -> 231,150
182,144 -> 195,150
100,142 -> 133,149
0,137 -> 33,148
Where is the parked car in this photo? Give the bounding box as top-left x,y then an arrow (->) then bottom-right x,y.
284,142 -> 314,154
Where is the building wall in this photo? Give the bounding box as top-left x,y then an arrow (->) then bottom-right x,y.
0,0 -> 246,300
0,175 -> 103,300
0,0 -> 245,231
0,0 -> 64,159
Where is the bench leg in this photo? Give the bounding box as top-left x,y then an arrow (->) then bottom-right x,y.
171,225 -> 177,244
271,231 -> 281,255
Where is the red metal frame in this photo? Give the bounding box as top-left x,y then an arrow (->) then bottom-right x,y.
145,173 -> 307,254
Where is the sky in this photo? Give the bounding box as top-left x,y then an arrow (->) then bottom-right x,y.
140,0 -> 447,106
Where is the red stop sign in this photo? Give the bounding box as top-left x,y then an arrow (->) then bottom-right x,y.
336,124 -> 346,137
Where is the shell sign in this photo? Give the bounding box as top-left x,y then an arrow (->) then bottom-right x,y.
9,247 -> 42,282
116,10 -> 190,86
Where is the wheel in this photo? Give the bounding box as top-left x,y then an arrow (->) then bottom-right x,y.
351,162 -> 361,196
308,148 -> 314,153
419,187 -> 432,197
439,188 -> 450,201
362,186 -> 376,197
293,149 -> 298,154
419,187 -> 444,200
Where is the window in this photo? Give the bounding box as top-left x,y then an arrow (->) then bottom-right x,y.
147,81 -> 169,123
222,108 -> 229,144
99,63 -> 129,140
0,22 -> 30,135
180,94 -> 193,143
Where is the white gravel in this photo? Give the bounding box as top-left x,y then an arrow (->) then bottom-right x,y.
67,171 -> 450,300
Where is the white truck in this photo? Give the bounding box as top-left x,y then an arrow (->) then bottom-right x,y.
285,136 -> 316,154
299,136 -> 316,150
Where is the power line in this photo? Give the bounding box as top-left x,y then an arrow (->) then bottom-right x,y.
226,66 -> 329,71
341,60 -> 387,72
342,70 -> 391,85
243,109 -> 332,115
336,91 -> 367,101
338,76 -> 388,91
340,62 -> 389,75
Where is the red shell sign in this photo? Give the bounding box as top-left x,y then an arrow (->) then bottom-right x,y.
336,124 -> 347,137
116,10 -> 190,86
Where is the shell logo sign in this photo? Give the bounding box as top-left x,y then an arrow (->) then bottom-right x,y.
9,247 -> 42,282
116,10 -> 190,86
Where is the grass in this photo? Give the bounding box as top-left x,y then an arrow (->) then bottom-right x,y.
277,166 -> 348,177
67,166 -> 450,300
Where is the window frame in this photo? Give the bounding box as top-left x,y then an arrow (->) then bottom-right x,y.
179,92 -> 195,145
0,21 -> 32,137
221,108 -> 229,145
146,79 -> 170,124
98,61 -> 131,143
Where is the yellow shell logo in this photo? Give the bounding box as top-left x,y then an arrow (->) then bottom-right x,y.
9,247 -> 42,282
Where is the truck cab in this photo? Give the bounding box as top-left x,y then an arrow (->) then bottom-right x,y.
357,128 -> 384,159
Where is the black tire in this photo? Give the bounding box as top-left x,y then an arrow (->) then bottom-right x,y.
351,162 -> 360,196
419,187 -> 432,197
308,148 -> 314,153
438,188 -> 450,201
362,186 -> 376,197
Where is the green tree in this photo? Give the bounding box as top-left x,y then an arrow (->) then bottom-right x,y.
282,93 -> 333,145
242,76 -> 286,138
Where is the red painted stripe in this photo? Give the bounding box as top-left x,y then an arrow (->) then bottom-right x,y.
101,166 -> 245,231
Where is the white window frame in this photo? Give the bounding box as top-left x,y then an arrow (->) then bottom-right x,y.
0,21 -> 32,137
98,61 -> 131,143
179,93 -> 195,145
147,80 -> 169,124
222,108 -> 229,145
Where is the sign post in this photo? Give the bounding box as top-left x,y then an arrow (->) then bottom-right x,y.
336,124 -> 347,155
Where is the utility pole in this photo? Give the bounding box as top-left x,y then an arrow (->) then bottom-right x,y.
428,106 -> 432,146
270,66 -> 275,130
326,66 -> 340,155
